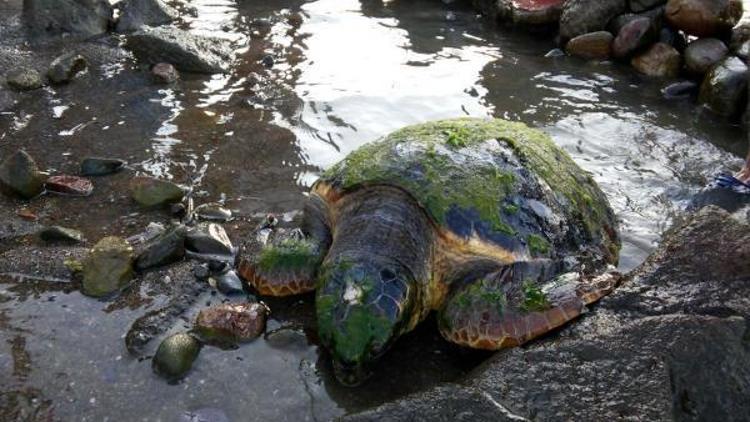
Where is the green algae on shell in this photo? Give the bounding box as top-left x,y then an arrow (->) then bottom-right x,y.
257,238 -> 320,273
318,118 -> 619,262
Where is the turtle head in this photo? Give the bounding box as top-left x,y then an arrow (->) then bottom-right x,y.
315,260 -> 415,386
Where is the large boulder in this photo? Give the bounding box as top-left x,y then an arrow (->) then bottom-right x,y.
126,26 -> 233,74
22,0 -> 113,37
115,0 -> 179,33
698,56 -> 749,117
665,0 -> 743,38
684,38 -> 728,76
631,42 -> 681,78
560,0 -> 627,40
344,206 -> 750,421
565,31 -> 614,60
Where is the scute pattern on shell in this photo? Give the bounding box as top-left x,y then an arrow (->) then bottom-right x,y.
318,118 -> 619,265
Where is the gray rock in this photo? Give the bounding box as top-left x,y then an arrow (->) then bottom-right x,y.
346,207 -> 750,421
151,62 -> 179,84
135,224 -> 187,271
126,26 -> 233,74
699,56 -> 749,117
684,38 -> 728,76
185,223 -> 234,260
47,53 -> 88,85
82,237 -> 134,297
80,157 -> 126,176
629,0 -> 666,12
23,0 -> 113,37
194,203 -> 232,222
152,332 -> 201,379
38,226 -> 84,243
209,270 -> 244,295
0,87 -> 16,112
560,0 -> 627,40
5,67 -> 44,91
116,0 -> 179,33
612,16 -> 656,59
0,150 -> 45,199
129,176 -> 186,207
565,31 -> 614,60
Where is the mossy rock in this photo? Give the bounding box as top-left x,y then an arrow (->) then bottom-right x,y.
152,332 -> 201,379
81,236 -> 134,297
319,118 -> 619,263
0,150 -> 45,199
129,176 -> 186,207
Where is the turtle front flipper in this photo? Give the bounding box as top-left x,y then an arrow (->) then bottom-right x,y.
438,265 -> 621,350
239,194 -> 332,296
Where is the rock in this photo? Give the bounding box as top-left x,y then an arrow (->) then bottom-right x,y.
346,207 -> 750,421
0,150 -> 45,199
505,0 -> 566,26
543,48 -> 565,57
81,237 -> 134,297
661,80 -> 698,99
565,31 -> 614,60
23,0 -> 113,37
126,26 -> 233,74
80,157 -> 126,176
665,0 -> 743,38
208,270 -> 244,295
47,53 -> 87,85
612,17 -> 656,59
630,0 -> 666,12
0,86 -> 16,112
730,23 -> 750,53
684,38 -> 728,76
559,0 -> 627,40
38,226 -> 84,243
185,223 -> 234,260
45,175 -> 94,196
631,42 -> 681,78
151,63 -> 179,84
688,186 -> 750,213
115,0 -> 179,33
194,302 -> 268,344
135,225 -> 187,271
607,13 -> 638,34
5,68 -> 44,91
194,203 -> 232,222
699,56 -> 749,117
659,26 -> 687,52
260,55 -> 275,68
152,332 -> 201,379
735,40 -> 750,60
130,176 -> 186,207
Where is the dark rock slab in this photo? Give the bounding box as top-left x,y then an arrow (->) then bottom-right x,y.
135,224 -> 187,271
23,0 -> 113,37
80,157 -> 125,176
126,26 -> 233,74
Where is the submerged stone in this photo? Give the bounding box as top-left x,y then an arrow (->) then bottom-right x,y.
45,175 -> 94,196
151,62 -> 179,84
130,176 -> 186,207
47,53 -> 88,85
39,226 -> 84,243
5,67 -> 44,91
661,80 -> 698,99
82,237 -> 134,297
194,302 -> 268,344
80,157 -> 126,176
152,332 -> 201,379
0,150 -> 45,199
135,224 -> 187,271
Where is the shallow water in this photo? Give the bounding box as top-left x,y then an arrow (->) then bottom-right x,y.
0,0 -> 748,420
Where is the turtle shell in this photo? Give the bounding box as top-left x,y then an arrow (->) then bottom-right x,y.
316,118 -> 619,266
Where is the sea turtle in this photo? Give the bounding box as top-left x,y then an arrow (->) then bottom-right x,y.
239,118 -> 620,385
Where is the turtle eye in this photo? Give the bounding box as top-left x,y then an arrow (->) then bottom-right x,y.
380,269 -> 396,282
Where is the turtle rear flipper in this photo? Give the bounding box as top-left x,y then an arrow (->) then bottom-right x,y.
239,194 -> 332,296
437,265 -> 621,350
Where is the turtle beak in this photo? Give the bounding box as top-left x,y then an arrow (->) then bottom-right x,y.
332,358 -> 371,387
